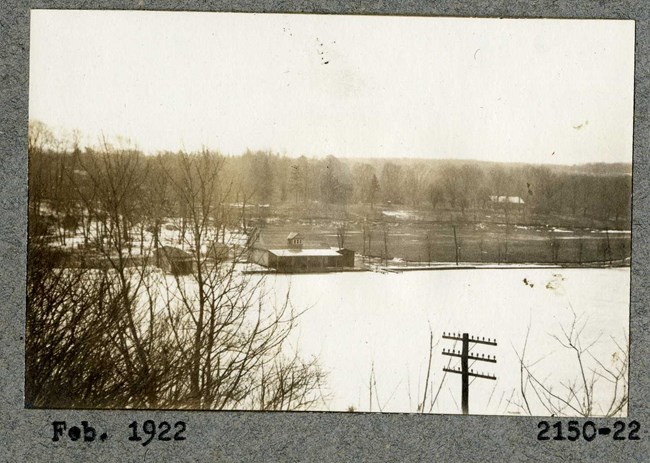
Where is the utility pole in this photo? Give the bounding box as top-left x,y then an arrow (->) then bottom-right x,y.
452,225 -> 460,266
442,332 -> 497,415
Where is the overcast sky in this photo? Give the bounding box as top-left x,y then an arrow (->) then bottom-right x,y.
29,11 -> 634,165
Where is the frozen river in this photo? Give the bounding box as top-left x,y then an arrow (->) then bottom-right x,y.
260,267 -> 629,416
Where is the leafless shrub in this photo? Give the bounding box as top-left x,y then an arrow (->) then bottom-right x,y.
26,146 -> 325,410
513,309 -> 627,417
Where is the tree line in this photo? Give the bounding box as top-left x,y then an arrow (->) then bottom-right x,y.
29,121 -> 631,230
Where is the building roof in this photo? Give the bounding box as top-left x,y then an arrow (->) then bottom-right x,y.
268,248 -> 342,257
287,232 -> 302,240
158,246 -> 193,259
489,195 -> 525,204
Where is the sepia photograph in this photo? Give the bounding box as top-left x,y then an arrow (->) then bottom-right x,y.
26,10 -> 633,416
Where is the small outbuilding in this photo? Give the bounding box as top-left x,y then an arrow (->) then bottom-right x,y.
286,232 -> 304,248
156,246 -> 195,275
208,242 -> 230,263
336,248 -> 355,267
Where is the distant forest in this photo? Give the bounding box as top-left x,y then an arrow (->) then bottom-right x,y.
28,121 -> 632,228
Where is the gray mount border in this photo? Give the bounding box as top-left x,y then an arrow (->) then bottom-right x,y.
1,1 -> 648,461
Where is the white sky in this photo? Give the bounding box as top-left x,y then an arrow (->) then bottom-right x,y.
29,10 -> 635,164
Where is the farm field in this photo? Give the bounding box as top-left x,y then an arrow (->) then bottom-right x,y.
250,206 -> 631,266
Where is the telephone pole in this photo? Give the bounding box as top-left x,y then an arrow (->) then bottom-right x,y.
452,225 -> 460,265
442,332 -> 497,415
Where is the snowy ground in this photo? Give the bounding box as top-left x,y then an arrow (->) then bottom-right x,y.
49,218 -> 249,256
72,254 -> 628,416
259,267 -> 629,416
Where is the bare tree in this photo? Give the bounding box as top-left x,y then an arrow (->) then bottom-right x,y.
155,150 -> 325,409
336,220 -> 348,249
428,184 -> 445,211
26,228 -> 175,408
380,162 -> 403,205
381,221 -> 390,264
514,310 -> 628,417
26,135 -> 324,410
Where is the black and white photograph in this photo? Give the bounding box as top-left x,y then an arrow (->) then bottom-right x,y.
26,10 -> 633,416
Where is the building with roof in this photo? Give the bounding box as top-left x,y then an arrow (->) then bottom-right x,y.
286,232 -> 303,248
249,232 -> 355,272
489,195 -> 525,205
489,195 -> 525,210
156,246 -> 195,275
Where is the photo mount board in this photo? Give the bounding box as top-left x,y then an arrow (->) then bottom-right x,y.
1,1 -> 649,461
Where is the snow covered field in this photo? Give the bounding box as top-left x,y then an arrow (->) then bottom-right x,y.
259,267 -> 629,415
